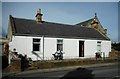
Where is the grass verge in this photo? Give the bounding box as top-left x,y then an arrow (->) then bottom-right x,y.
28,57 -> 119,70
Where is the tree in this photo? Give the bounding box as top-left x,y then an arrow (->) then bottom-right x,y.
112,42 -> 120,51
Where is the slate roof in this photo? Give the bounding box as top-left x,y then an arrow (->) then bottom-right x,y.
76,18 -> 93,26
10,15 -> 110,40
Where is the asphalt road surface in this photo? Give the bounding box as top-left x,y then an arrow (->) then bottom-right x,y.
6,63 -> 120,79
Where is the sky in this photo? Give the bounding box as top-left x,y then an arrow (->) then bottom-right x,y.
1,2 -> 119,42
1,0 -> 120,2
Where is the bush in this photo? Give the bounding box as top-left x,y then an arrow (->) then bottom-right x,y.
112,43 -> 120,51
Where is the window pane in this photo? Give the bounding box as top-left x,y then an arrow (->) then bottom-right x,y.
57,40 -> 63,51
33,44 -> 40,51
57,44 -> 63,51
97,45 -> 101,52
97,41 -> 101,52
57,40 -> 63,44
33,38 -> 40,51
33,39 -> 40,42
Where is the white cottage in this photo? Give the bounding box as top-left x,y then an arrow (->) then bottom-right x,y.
7,9 -> 111,60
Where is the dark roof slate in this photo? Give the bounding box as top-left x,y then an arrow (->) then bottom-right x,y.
10,16 -> 109,40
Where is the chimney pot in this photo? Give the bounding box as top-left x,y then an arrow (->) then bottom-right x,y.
36,8 -> 43,24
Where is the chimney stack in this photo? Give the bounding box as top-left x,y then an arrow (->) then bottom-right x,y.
35,8 -> 43,24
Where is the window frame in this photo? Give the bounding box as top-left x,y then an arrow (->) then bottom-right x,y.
33,38 -> 41,51
97,41 -> 101,52
57,39 -> 63,51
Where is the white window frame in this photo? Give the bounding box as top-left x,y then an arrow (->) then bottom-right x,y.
97,41 -> 101,52
33,38 -> 41,51
57,39 -> 63,51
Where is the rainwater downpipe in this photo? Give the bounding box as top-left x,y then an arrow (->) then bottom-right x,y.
43,36 -> 44,60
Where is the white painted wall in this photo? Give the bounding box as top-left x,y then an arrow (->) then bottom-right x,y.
9,36 -> 43,60
84,40 -> 97,58
43,37 -> 57,60
101,41 -> 111,57
9,36 -> 111,60
64,39 -> 79,59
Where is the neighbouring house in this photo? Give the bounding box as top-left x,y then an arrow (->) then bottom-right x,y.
7,9 -> 111,60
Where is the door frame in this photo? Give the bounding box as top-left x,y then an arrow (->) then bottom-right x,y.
79,41 -> 84,57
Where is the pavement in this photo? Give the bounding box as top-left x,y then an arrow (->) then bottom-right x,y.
2,62 -> 118,78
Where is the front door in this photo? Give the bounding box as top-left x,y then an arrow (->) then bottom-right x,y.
79,41 -> 84,57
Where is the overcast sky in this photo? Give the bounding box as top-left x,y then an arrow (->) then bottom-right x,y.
1,2 -> 119,42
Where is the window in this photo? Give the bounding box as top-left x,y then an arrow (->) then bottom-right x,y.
57,40 -> 63,51
33,38 -> 40,51
97,41 -> 101,52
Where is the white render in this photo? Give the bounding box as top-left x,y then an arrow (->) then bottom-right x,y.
9,36 -> 111,60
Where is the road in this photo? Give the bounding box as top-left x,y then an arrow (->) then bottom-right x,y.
5,63 -> 120,79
